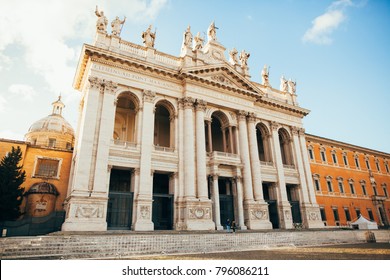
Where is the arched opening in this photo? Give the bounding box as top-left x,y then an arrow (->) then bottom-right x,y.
113,93 -> 138,143
154,102 -> 173,148
209,111 -> 234,153
256,123 -> 272,162
278,128 -> 293,166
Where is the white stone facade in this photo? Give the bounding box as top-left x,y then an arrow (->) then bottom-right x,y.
62,22 -> 323,232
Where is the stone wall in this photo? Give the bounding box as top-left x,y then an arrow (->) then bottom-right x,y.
1,230 -> 389,259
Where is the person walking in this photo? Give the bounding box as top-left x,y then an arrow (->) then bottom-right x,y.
232,220 -> 236,233
226,218 -> 231,233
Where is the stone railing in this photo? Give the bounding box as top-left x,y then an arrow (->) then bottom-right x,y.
283,164 -> 295,169
154,145 -> 175,152
119,41 -> 147,57
208,151 -> 240,159
111,139 -> 138,148
260,161 -> 274,167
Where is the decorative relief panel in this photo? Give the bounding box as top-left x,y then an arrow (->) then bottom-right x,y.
139,205 -> 151,219
75,204 -> 103,218
188,207 -> 211,219
308,211 -> 320,221
250,209 -> 268,220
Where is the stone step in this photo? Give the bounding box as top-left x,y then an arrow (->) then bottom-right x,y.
1,230 -> 389,259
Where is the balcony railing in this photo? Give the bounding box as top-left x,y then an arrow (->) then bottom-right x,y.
283,164 -> 295,169
154,145 -> 175,152
111,139 -> 137,148
260,161 -> 274,167
207,151 -> 240,159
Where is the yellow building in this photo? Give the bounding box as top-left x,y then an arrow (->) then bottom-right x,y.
0,97 -> 74,236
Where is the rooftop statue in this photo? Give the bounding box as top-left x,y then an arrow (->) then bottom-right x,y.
95,6 -> 108,33
142,25 -> 156,48
229,48 -> 239,65
239,50 -> 250,68
280,76 -> 288,92
207,21 -> 217,41
262,65 -> 270,87
193,32 -> 204,50
182,25 -> 193,48
111,16 -> 126,36
288,79 -> 296,94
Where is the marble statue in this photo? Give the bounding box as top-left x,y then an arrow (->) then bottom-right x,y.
193,32 -> 204,50
262,65 -> 270,86
95,6 -> 108,33
111,16 -> 126,36
182,25 -> 193,48
207,21 -> 217,41
142,25 -> 156,48
280,76 -> 288,92
288,79 -> 296,94
239,50 -> 250,68
229,48 -> 239,65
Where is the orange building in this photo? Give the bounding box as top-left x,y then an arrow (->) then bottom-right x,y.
306,134 -> 390,228
0,97 -> 74,235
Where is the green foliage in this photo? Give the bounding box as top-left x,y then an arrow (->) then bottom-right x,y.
0,146 -> 26,222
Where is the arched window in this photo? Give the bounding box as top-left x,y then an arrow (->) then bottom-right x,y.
278,128 -> 293,166
256,123 -> 272,162
114,93 -> 138,143
154,102 -> 173,148
209,111 -> 233,153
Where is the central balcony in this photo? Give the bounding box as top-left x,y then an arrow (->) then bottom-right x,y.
207,151 -> 241,166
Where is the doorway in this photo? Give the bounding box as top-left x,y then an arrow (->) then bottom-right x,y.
152,173 -> 173,230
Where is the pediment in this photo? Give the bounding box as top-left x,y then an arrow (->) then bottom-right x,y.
181,64 -> 263,95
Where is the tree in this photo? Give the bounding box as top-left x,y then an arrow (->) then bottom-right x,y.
0,146 -> 26,222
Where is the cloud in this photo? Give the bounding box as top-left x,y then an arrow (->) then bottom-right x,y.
0,95 -> 6,113
8,84 -> 37,102
302,0 -> 355,45
0,0 -> 168,98
0,130 -> 24,141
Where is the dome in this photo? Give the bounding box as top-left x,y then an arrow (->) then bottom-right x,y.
28,114 -> 74,136
25,182 -> 59,196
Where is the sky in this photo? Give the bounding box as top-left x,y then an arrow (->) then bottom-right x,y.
0,0 -> 389,153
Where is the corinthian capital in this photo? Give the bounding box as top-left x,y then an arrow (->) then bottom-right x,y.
237,110 -> 248,121
143,90 -> 156,103
195,99 -> 207,112
291,126 -> 299,136
88,76 -> 104,89
270,121 -> 279,131
247,112 -> 256,122
104,80 -> 118,94
180,97 -> 195,109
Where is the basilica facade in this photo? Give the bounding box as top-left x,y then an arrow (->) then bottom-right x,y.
61,18 -> 324,232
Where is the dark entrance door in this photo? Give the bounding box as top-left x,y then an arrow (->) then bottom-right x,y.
219,194 -> 234,228
290,201 -> 302,224
107,168 -> 133,230
267,200 -> 279,229
107,191 -> 133,229
152,194 -> 173,230
152,173 -> 173,230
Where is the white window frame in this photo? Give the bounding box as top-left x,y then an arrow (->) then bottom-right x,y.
32,156 -> 62,179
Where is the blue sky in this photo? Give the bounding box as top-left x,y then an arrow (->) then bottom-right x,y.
0,0 -> 389,153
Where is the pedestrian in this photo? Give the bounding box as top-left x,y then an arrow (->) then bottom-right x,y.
232,220 -> 236,233
226,218 -> 231,233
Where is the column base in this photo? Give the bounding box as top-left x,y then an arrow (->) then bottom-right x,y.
244,201 -> 273,230
179,198 -> 215,231
61,195 -> 108,232
132,198 -> 154,231
301,204 -> 325,229
278,202 -> 294,229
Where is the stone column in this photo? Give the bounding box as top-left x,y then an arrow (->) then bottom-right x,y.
206,120 -> 213,152
297,128 -> 324,228
234,174 -> 247,230
211,174 -> 223,230
62,77 -> 116,232
175,101 -> 185,230
270,121 -> 293,229
195,100 -> 208,200
229,126 -> 235,153
132,90 -> 155,231
222,128 -> 227,152
247,113 -> 272,229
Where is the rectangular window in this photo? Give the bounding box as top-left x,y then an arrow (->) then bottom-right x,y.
320,208 -> 327,221
355,209 -> 361,218
373,186 -> 378,196
367,209 -> 374,221
338,182 -> 344,193
308,149 -> 314,160
332,153 -> 337,164
333,208 -> 339,221
386,164 -> 389,173
349,183 -> 355,194
314,179 -> 320,191
48,138 -> 56,148
362,184 -> 367,196
365,160 -> 370,170
344,209 -> 351,222
376,161 -> 380,172
35,158 -> 59,178
343,154 -> 348,166
384,187 -> 388,198
355,158 -> 360,169
327,181 -> 333,192
321,151 -> 326,162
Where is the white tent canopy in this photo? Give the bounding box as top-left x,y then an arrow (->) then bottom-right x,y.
350,215 -> 378,229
